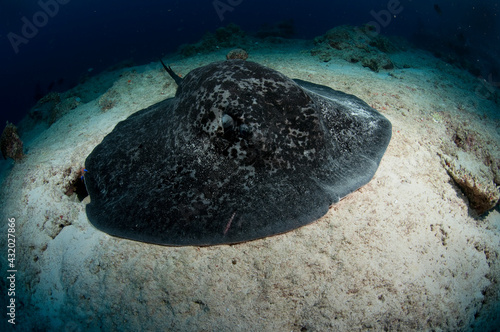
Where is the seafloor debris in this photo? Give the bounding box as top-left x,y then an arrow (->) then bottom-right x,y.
0,122 -> 24,161
439,118 -> 500,215
26,92 -> 81,125
311,25 -> 398,72
179,23 -> 247,57
50,96 -> 81,124
441,155 -> 500,215
98,89 -> 118,111
226,48 -> 248,60
29,91 -> 61,123
447,123 -> 500,185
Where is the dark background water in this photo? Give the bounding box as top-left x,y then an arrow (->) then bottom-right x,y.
0,0 -> 499,128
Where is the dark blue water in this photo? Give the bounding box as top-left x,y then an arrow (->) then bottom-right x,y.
1,0 -> 499,128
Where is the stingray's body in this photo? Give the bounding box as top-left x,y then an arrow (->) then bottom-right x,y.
84,60 -> 391,246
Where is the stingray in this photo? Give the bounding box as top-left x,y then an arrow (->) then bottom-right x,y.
84,59 -> 391,246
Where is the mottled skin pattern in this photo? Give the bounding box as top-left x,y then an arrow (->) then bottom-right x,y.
84,60 -> 391,246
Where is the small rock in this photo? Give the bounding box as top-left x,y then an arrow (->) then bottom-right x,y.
226,48 -> 249,60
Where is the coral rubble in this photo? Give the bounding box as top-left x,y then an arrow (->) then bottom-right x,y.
0,122 -> 24,161
311,25 -> 398,72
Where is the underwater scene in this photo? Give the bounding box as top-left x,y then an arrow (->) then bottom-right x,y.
0,0 -> 499,331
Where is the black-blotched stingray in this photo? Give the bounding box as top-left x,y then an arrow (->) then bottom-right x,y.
84,59 -> 391,246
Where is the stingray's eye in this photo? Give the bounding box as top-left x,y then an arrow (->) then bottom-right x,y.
222,114 -> 234,131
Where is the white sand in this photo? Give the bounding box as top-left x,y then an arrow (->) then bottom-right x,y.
0,43 -> 499,331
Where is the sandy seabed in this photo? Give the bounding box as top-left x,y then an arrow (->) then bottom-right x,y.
1,42 -> 499,331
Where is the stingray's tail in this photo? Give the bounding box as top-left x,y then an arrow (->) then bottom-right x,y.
160,58 -> 183,86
